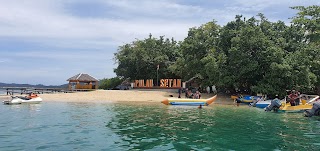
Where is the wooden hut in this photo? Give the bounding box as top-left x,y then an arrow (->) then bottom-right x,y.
67,73 -> 98,90
185,76 -> 202,88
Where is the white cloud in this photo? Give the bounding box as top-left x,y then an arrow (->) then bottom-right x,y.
8,50 -> 113,63
0,0 -> 318,44
231,0 -> 319,12
0,0 -> 250,47
103,0 -> 203,18
0,0 -> 318,85
0,0 -> 198,48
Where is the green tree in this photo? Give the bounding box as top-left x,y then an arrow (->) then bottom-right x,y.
291,5 -> 320,94
291,5 -> 320,44
114,34 -> 180,81
99,77 -> 123,90
173,21 -> 220,84
217,15 -> 283,94
112,6 -> 320,96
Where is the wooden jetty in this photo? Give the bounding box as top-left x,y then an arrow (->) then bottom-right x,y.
0,87 -> 95,95
1,87 -> 65,95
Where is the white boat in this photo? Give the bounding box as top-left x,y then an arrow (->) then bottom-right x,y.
251,98 -> 284,109
3,96 -> 42,105
255,100 -> 272,108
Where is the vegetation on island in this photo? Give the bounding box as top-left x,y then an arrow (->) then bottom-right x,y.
112,5 -> 320,97
99,77 -> 122,90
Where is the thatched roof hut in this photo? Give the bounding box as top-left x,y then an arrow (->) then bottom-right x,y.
67,73 -> 98,90
185,75 -> 202,88
67,73 -> 98,82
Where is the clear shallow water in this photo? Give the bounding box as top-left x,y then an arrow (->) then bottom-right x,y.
0,90 -> 5,95
0,102 -> 319,151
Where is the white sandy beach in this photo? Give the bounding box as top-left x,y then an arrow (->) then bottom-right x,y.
0,90 -> 232,104
0,90 -> 171,103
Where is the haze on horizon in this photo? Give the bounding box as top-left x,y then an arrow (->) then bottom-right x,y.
0,0 -> 319,85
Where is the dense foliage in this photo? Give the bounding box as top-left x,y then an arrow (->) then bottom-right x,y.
114,5 -> 320,96
114,34 -> 180,80
99,77 -> 122,90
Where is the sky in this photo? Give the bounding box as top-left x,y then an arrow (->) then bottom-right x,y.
0,0 -> 319,85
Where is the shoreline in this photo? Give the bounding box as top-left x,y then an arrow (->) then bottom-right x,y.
0,90 -> 234,105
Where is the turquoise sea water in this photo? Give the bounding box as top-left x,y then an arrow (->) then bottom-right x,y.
0,90 -> 5,95
0,102 -> 320,151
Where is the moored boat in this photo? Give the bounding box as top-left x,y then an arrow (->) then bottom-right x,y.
304,101 -> 320,117
231,95 -> 238,100
161,95 -> 217,106
3,95 -> 42,105
236,95 -> 261,103
255,100 -> 271,108
265,95 -> 319,113
278,103 -> 313,113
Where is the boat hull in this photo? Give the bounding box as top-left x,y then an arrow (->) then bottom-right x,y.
170,102 -> 206,106
236,96 -> 262,103
254,100 -> 272,108
161,95 -> 217,106
279,103 -> 312,112
3,97 -> 42,105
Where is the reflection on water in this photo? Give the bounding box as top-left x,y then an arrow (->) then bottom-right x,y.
0,102 -> 319,150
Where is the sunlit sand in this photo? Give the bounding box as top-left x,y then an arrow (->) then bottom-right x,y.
0,90 -> 232,104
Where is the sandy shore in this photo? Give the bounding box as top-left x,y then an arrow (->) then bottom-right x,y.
0,90 -> 233,104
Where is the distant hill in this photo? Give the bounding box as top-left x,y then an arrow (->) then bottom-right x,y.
0,82 -> 68,88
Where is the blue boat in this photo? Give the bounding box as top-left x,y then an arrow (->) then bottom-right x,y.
170,102 -> 206,106
236,95 -> 262,103
255,100 -> 271,108
161,95 -> 217,106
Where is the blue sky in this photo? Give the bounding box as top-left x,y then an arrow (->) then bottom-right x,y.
0,0 -> 319,85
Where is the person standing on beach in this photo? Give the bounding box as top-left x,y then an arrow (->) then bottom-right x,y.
194,91 -> 201,99
185,89 -> 194,98
212,85 -> 216,94
236,99 -> 241,106
185,88 -> 188,98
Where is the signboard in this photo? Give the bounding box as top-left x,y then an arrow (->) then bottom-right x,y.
134,79 -> 154,88
160,79 -> 181,87
133,79 -> 181,88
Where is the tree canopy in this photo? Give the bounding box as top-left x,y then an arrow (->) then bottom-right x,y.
113,5 -> 320,96
114,34 -> 180,80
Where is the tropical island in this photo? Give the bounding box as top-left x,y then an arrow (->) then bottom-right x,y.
2,2 -> 320,151
103,5 -> 319,98
1,6 -> 319,103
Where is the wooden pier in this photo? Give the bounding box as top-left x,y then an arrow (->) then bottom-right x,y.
0,87 -> 96,96
0,87 -> 67,95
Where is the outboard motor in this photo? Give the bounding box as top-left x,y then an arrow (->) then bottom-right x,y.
304,102 -> 320,117
265,99 -> 282,112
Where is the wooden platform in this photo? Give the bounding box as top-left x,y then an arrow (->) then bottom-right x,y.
0,87 -> 67,95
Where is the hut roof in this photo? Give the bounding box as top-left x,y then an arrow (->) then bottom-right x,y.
67,73 -> 98,82
185,74 -> 203,83
121,78 -> 131,86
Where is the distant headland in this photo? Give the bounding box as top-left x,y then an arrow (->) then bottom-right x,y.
0,82 -> 68,88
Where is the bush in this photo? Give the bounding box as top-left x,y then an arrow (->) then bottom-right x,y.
99,77 -> 123,90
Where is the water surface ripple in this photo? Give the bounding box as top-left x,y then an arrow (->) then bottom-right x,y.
0,102 -> 319,150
